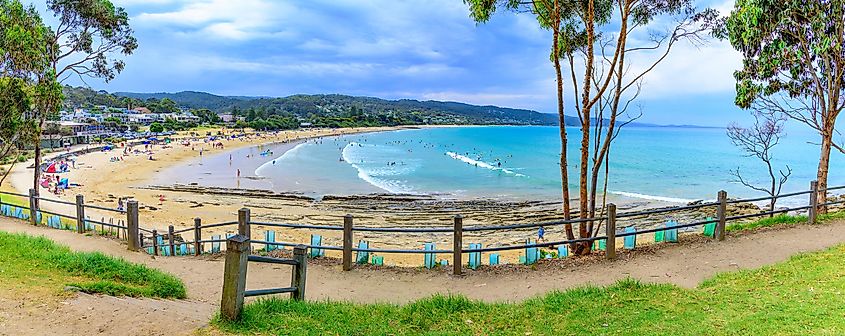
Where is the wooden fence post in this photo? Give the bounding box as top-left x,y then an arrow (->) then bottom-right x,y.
809,180 -> 818,224
238,208 -> 250,253
291,245 -> 307,301
152,230 -> 159,256
168,225 -> 176,256
220,235 -> 250,321
126,200 -> 140,251
453,215 -> 463,276
28,189 -> 38,226
75,194 -> 85,234
342,214 -> 353,271
194,217 -> 202,256
716,190 -> 727,241
606,203 -> 617,260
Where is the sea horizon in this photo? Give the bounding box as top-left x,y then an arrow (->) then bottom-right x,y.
154,125 -> 843,207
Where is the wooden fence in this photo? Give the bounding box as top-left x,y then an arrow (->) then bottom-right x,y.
2,180 -> 845,322
219,213 -> 307,320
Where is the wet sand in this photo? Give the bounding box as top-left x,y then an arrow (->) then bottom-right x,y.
4,126 -> 786,267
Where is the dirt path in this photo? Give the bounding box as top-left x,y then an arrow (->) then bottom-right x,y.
1,217 -> 844,335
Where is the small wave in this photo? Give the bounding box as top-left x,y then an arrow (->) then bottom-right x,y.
254,142 -> 307,175
445,151 -> 526,177
342,142 -> 410,194
609,190 -> 695,203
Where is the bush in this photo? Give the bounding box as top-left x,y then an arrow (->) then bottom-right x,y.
149,122 -> 164,133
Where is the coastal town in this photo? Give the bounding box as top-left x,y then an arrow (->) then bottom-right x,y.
1,0 -> 845,335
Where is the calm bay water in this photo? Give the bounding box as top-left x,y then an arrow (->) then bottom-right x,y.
247,126 -> 843,205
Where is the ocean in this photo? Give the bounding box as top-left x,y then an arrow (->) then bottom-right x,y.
157,126 -> 844,206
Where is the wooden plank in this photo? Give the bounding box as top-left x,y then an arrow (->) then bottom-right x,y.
168,225 -> 176,256
606,203 -> 617,260
453,215 -> 463,276
126,200 -> 140,251
342,214 -> 353,271
291,245 -> 307,301
716,190 -> 727,241
220,235 -> 249,321
75,194 -> 85,234
194,218 -> 202,256
809,180 -> 818,224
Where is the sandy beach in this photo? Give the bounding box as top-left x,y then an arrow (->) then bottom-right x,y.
2,126 -> 783,267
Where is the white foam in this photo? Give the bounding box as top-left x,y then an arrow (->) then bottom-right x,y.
254,142 -> 307,176
445,151 -> 526,177
609,190 -> 695,203
342,142 -> 410,194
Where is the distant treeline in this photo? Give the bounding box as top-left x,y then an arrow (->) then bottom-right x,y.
62,86 -> 579,129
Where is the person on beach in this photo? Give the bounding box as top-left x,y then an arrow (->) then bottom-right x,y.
237,169 -> 241,178
117,198 -> 124,211
538,226 -> 546,242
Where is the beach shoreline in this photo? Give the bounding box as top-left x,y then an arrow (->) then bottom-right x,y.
2,125 -> 776,266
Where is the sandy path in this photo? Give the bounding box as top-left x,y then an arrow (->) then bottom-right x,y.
0,215 -> 844,335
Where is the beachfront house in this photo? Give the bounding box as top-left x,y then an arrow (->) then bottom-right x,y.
38,121 -> 108,149
220,113 -> 235,123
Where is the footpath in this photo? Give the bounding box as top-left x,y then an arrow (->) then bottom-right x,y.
1,216 -> 844,335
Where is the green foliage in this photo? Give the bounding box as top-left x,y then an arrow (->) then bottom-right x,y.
149,122 -> 164,133
0,231 -> 185,298
726,213 -> 808,232
0,78 -> 36,156
147,97 -> 179,113
70,87 -> 579,126
724,0 -> 845,108
46,0 -> 137,82
215,244 -> 845,334
191,108 -> 220,124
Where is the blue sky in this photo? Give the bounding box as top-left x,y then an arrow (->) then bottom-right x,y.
29,0 -> 747,126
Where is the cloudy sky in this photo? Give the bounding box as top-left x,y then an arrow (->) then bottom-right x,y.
30,0 -> 744,126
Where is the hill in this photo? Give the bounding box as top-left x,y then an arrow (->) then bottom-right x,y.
76,88 -> 578,126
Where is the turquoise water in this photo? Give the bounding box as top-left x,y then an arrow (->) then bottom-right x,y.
252,126 -> 844,205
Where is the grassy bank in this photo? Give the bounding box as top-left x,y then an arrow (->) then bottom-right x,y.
214,243 -> 845,335
726,210 -> 845,232
213,212 -> 845,335
0,231 -> 186,298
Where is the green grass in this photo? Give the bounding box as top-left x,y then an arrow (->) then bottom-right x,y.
214,243 -> 845,335
726,210 -> 845,232
726,213 -> 808,232
0,231 -> 186,299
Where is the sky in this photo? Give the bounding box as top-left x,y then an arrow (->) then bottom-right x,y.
27,0 -> 749,127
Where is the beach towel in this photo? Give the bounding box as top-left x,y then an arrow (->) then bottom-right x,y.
665,220 -> 679,243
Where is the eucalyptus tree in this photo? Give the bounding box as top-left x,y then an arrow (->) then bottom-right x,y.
28,0 -> 137,199
0,0 -> 51,186
724,0 -> 845,211
465,0 -> 718,254
465,0 -> 579,243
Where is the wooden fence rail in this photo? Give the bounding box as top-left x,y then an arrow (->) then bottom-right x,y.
220,234 -> 307,321
3,180 -> 845,276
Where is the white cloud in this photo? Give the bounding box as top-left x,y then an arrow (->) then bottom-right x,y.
134,0 -> 299,40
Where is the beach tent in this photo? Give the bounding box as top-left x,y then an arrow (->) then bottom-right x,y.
44,162 -> 58,173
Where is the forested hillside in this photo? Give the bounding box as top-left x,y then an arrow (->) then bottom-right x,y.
63,86 -> 576,126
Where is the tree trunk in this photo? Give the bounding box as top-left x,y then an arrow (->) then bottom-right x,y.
817,128 -> 833,214
550,0 -> 575,246
32,119 -> 44,207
